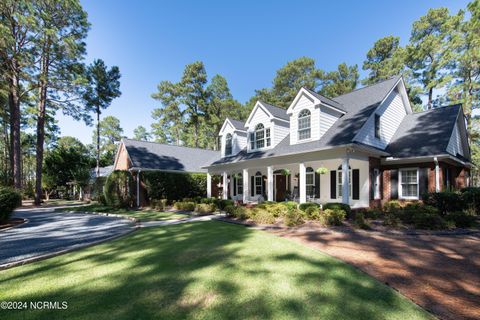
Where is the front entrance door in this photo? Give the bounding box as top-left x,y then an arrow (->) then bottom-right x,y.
275,175 -> 287,201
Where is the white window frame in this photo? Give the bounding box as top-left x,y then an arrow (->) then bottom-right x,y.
337,168 -> 352,199
250,123 -> 271,151
373,168 -> 380,200
298,109 -> 311,141
255,172 -> 263,195
399,168 -> 419,200
305,167 -> 315,197
225,133 -> 233,156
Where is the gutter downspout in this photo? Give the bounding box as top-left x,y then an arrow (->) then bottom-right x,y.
434,157 -> 440,192
137,169 -> 141,207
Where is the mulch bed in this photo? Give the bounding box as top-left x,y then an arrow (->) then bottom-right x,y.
0,218 -> 25,230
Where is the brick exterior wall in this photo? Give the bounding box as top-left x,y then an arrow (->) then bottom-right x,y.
113,143 -> 131,171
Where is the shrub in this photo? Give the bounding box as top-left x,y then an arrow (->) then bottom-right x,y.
224,205 -> 236,217
383,200 -> 402,213
264,203 -> 289,217
251,208 -> 275,224
200,197 -> 217,205
383,212 -> 401,227
103,171 -> 135,208
217,199 -> 234,210
299,202 -> 320,212
150,199 -> 165,211
364,208 -> 382,219
143,171 -> 206,201
0,187 -> 22,222
319,208 -> 346,226
284,201 -> 298,210
233,206 -> 249,220
174,201 -> 196,211
423,191 -> 464,216
284,208 -> 304,227
355,212 -> 370,229
401,203 -> 424,224
195,203 -> 216,215
323,203 -> 351,216
446,210 -> 477,228
412,209 -> 447,230
304,206 -> 321,220
461,187 -> 480,214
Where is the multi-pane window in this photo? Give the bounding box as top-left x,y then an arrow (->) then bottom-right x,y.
255,172 -> 263,195
374,114 -> 381,139
237,175 -> 243,194
337,166 -> 352,198
255,123 -> 265,149
305,167 -> 315,197
225,133 -> 232,156
400,169 -> 418,199
249,132 -> 255,150
266,128 -> 271,147
298,109 -> 311,140
373,169 -> 380,199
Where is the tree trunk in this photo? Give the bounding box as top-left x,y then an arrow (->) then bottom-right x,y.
96,108 -> 100,177
9,69 -> 22,189
427,87 -> 433,109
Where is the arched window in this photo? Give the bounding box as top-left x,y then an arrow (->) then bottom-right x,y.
337,165 -> 352,198
255,123 -> 265,149
298,109 -> 311,140
255,171 -> 263,195
306,167 -> 315,197
225,133 -> 232,156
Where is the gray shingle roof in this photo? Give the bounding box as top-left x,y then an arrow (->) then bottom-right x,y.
210,77 -> 400,166
123,139 -> 220,172
386,104 -> 464,159
227,118 -> 246,131
260,101 -> 289,120
302,87 -> 346,112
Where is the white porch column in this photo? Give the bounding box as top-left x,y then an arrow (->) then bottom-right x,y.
434,157 -> 440,192
267,166 -> 274,202
342,157 -> 350,204
222,172 -> 228,200
207,173 -> 212,198
136,170 -> 141,207
299,163 -> 306,203
243,169 -> 249,203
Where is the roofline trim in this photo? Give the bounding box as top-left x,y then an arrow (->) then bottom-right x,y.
245,101 -> 289,126
128,167 -> 207,174
383,154 -> 472,167
287,87 -> 346,115
220,118 -> 247,135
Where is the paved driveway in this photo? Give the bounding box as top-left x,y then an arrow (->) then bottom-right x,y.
268,225 -> 480,320
0,208 -> 135,268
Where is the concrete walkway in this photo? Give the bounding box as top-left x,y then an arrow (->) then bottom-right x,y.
0,207 -> 135,269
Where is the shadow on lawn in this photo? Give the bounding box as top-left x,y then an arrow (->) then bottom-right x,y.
1,221 -> 427,320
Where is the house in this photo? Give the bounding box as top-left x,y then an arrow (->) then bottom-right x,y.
114,76 -> 471,208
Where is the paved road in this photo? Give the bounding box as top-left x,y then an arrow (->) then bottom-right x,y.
0,208 -> 135,267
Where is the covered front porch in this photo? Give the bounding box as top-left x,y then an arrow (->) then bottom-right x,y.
207,147 -> 379,208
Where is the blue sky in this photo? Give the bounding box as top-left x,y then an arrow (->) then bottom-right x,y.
58,0 -> 470,144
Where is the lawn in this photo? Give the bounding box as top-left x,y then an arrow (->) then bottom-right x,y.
61,204 -> 186,221
0,221 -> 433,320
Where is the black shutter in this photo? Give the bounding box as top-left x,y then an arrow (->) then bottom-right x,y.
369,171 -> 374,200
352,169 -> 360,200
419,168 -> 428,199
262,176 -> 266,198
251,176 -> 254,196
330,170 -> 336,199
233,177 -> 237,196
390,169 -> 398,199
315,172 -> 320,198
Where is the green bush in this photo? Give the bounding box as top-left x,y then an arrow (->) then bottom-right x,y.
446,210 -> 477,228
319,208 -> 346,226
299,202 -> 320,212
412,208 -> 447,230
284,208 -> 304,227
355,212 -> 370,229
423,191 -> 464,216
200,197 -> 217,205
233,206 -> 249,220
363,208 -> 382,219
401,203 -> 424,224
173,201 -> 196,211
383,200 -> 402,213
143,171 -> 206,201
461,187 -> 480,214
0,187 -> 22,222
383,212 -> 401,227
251,208 -> 276,224
150,199 -> 166,211
194,203 -> 216,215
103,171 -> 135,208
224,205 -> 236,217
284,201 -> 298,210
263,203 -> 289,217
217,199 -> 234,210
323,203 -> 351,216
304,206 -> 321,220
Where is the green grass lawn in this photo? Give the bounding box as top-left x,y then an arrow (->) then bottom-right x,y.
61,204 -> 186,221
0,221 -> 432,320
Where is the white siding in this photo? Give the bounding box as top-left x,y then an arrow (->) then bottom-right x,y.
273,120 -> 289,146
319,106 -> 341,137
220,121 -> 247,158
447,122 -> 464,156
354,90 -> 406,149
234,133 -> 247,154
246,106 -> 272,153
289,94 -> 319,144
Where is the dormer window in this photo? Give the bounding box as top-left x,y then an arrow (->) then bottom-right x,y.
298,109 -> 311,140
249,123 -> 271,150
374,114 -> 381,139
225,133 -> 232,156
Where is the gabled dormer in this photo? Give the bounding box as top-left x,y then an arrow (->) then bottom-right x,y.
245,101 -> 289,153
353,76 -> 412,150
287,87 -> 346,145
219,118 -> 247,158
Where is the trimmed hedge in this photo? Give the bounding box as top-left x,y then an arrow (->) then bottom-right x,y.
174,201 -> 196,211
194,203 -> 216,215
298,202 -> 320,212
319,208 -> 346,226
0,187 -> 22,222
103,171 -> 135,208
423,191 -> 464,216
461,187 -> 480,213
323,203 -> 351,216
143,171 -> 207,202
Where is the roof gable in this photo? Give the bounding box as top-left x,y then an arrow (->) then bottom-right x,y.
287,87 -> 346,115
245,101 -> 288,126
